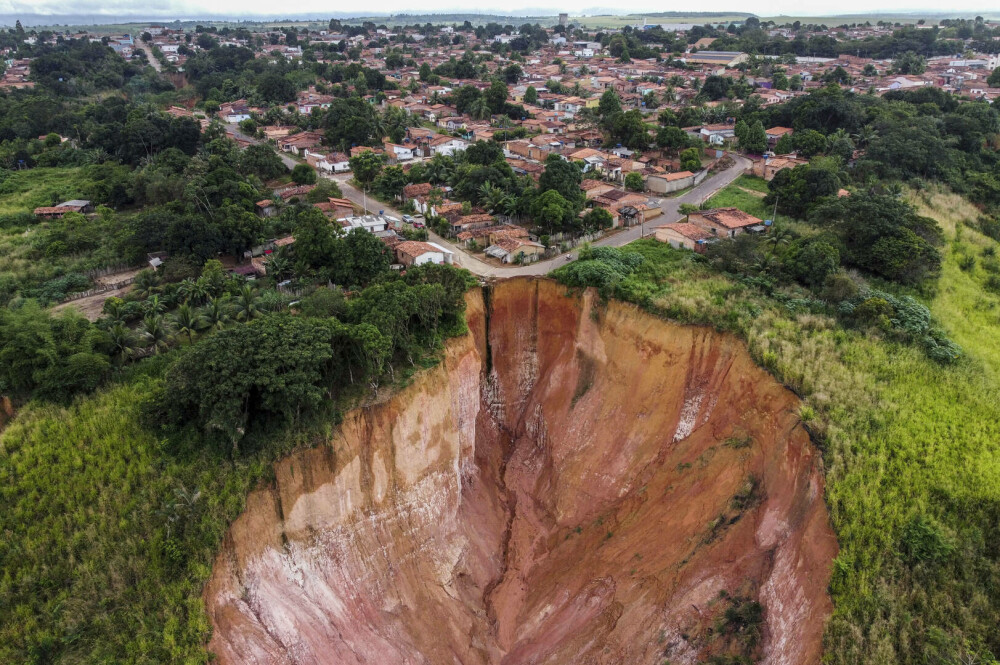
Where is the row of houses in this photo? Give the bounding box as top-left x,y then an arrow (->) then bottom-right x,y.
654,207 -> 767,251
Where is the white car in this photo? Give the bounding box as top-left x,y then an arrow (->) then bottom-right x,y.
402,214 -> 414,224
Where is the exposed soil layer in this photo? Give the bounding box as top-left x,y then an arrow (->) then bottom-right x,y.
204,278 -> 837,665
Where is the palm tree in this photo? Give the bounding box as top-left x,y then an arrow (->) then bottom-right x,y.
133,269 -> 159,298
173,303 -> 207,344
766,225 -> 794,254
852,124 -> 878,149
103,297 -> 126,324
177,278 -> 209,305
479,181 -> 511,214
140,314 -> 174,355
202,296 -> 232,331
426,155 -> 454,185
107,321 -> 139,362
467,97 -> 492,121
144,294 -> 166,315
265,254 -> 291,281
235,285 -> 260,322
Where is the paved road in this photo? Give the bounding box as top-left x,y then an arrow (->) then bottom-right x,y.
135,41 -> 163,73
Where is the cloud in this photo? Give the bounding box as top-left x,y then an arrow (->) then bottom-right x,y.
0,0 -> 996,21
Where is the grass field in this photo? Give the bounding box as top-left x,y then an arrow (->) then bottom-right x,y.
0,167 -> 93,217
704,177 -> 772,219
0,167 -> 123,305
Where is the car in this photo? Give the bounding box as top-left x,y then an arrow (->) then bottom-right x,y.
413,221 -> 425,228
402,214 -> 414,223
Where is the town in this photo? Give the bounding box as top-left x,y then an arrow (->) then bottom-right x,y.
6,15 -> 1000,276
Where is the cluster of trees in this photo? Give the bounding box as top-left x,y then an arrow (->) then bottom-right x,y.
449,79 -> 526,121
595,90 -> 653,149
154,263 -> 475,448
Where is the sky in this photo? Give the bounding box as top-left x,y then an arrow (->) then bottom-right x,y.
0,0 -> 997,21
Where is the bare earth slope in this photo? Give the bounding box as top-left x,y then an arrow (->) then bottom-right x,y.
204,278 -> 837,664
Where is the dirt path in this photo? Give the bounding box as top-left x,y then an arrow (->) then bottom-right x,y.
51,283 -> 134,321
50,268 -> 141,321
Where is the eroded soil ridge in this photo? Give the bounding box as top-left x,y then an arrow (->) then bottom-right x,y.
204,278 -> 837,665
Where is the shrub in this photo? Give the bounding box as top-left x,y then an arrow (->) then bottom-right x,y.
900,514 -> 954,564
290,163 -> 317,185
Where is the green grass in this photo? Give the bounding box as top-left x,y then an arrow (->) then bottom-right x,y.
0,167 -> 128,305
703,181 -> 771,220
554,202 -> 1000,663
0,167 -> 93,216
732,174 -> 770,193
0,355 -> 364,663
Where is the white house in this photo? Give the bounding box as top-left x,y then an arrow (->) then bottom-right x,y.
429,136 -> 469,157
384,143 -> 415,162
342,215 -> 390,233
318,152 -> 351,173
395,240 -> 454,266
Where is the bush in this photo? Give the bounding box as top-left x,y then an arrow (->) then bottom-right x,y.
900,514 -> 954,564
290,163 -> 317,185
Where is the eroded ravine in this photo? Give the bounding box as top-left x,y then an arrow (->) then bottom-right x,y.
204,278 -> 837,665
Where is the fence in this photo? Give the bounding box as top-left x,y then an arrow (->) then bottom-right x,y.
83,264 -> 143,279
61,276 -> 136,303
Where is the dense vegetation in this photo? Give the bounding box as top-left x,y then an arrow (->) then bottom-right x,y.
554,187 -> 1000,665
0,257 -> 477,663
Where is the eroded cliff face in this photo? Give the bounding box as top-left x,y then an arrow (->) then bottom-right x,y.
204,278 -> 837,665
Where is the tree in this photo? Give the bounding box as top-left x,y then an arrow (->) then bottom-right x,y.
203,296 -> 233,330
484,78 -> 509,115
140,314 -> 174,354
419,62 -> 432,81
700,75 -> 732,101
538,153 -> 583,206
809,192 -> 942,285
291,163 -> 317,185
374,165 -> 409,200
240,143 -> 287,180
782,238 -> 840,287
173,303 -> 207,344
582,207 -> 614,233
741,120 -> 767,154
894,51 -> 927,75
657,125 -> 688,153
162,314 -> 340,447
349,150 -> 384,188
257,73 -> 296,103
735,119 -> 749,144
324,97 -> 381,149
0,303 -> 109,402
793,129 -> 828,157
624,172 -> 644,191
502,63 -> 523,83
610,110 -> 650,149
452,85 -> 483,115
335,227 -> 391,287
234,284 -> 260,322
772,71 -> 788,90
523,85 -> 538,105
774,133 -> 794,155
531,189 -> 575,233
764,163 -> 841,217
680,147 -> 702,172
988,67 -> 1000,88
598,89 -> 622,122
